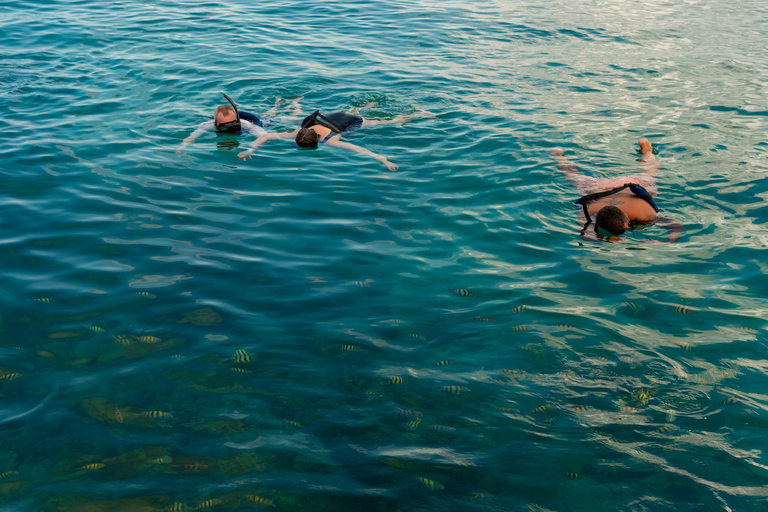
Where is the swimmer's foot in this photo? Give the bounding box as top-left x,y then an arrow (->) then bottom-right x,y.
548,148 -> 564,157
350,102 -> 379,115
638,138 -> 653,157
638,138 -> 659,174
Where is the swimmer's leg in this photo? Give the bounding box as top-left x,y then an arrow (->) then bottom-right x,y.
283,96 -> 304,117
349,102 -> 378,116
638,138 -> 659,176
266,96 -> 304,117
549,148 -> 581,179
548,148 -> 600,194
360,110 -> 434,128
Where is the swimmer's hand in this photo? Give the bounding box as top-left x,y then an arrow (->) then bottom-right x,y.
176,138 -> 194,155
382,159 -> 398,171
238,150 -> 253,160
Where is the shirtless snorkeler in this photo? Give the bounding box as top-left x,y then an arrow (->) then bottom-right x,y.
550,138 -> 683,243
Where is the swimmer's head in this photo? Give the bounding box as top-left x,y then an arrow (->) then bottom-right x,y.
296,128 -> 319,148
214,105 -> 241,132
595,206 -> 629,237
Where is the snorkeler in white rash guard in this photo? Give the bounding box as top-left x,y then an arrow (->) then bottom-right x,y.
176,94 -> 303,154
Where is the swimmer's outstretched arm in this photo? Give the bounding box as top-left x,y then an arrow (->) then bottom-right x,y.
654,216 -> 683,244
176,120 -> 215,154
324,138 -> 398,171
237,131 -> 297,160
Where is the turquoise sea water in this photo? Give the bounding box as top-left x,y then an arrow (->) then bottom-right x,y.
2,0 -> 768,510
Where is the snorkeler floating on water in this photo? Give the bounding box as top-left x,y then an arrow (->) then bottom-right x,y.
550,139 -> 683,243
176,93 -> 303,154
237,103 -> 431,171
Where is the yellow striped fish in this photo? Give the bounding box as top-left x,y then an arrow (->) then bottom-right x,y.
432,359 -> 456,367
406,418 -> 421,429
502,369 -> 521,375
168,503 -> 186,511
475,317 -> 494,322
674,306 -> 693,314
0,373 -> 21,380
138,336 -> 162,344
510,305 -> 526,313
635,389 -> 650,404
81,463 -> 105,470
231,367 -> 252,373
148,455 -> 173,464
427,425 -> 456,432
418,476 -> 444,490
494,407 -> 518,413
247,495 -> 274,506
0,471 -> 19,479
395,409 -> 421,418
136,291 -> 157,299
143,411 -> 173,419
654,425 -> 676,434
470,492 -> 486,499
531,405 -> 551,414
233,349 -> 252,363
112,335 -> 135,345
180,464 -> 207,470
442,385 -> 469,395
387,376 -> 404,385
35,298 -> 53,303
341,345 -> 356,351
569,405 -> 592,411
284,420 -> 303,428
511,325 -> 532,332
86,325 -> 104,333
678,342 -> 693,352
622,302 -> 644,312
409,334 -> 426,341
195,499 -> 221,509
722,397 -> 739,405
566,472 -> 579,479
452,289 -> 473,297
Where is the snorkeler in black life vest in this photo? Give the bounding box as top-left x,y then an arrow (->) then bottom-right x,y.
176,94 -> 302,154
237,102 -> 432,171
550,139 -> 683,243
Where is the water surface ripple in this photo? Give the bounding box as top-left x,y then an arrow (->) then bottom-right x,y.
1,0 -> 767,510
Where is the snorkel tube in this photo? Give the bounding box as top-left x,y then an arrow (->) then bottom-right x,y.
216,93 -> 242,133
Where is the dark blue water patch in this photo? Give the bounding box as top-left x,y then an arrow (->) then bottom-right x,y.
709,105 -> 768,116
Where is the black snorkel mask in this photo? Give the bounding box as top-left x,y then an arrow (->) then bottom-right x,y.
215,93 -> 242,133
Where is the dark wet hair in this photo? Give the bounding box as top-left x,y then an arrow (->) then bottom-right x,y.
595,206 -> 628,236
296,128 -> 319,148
